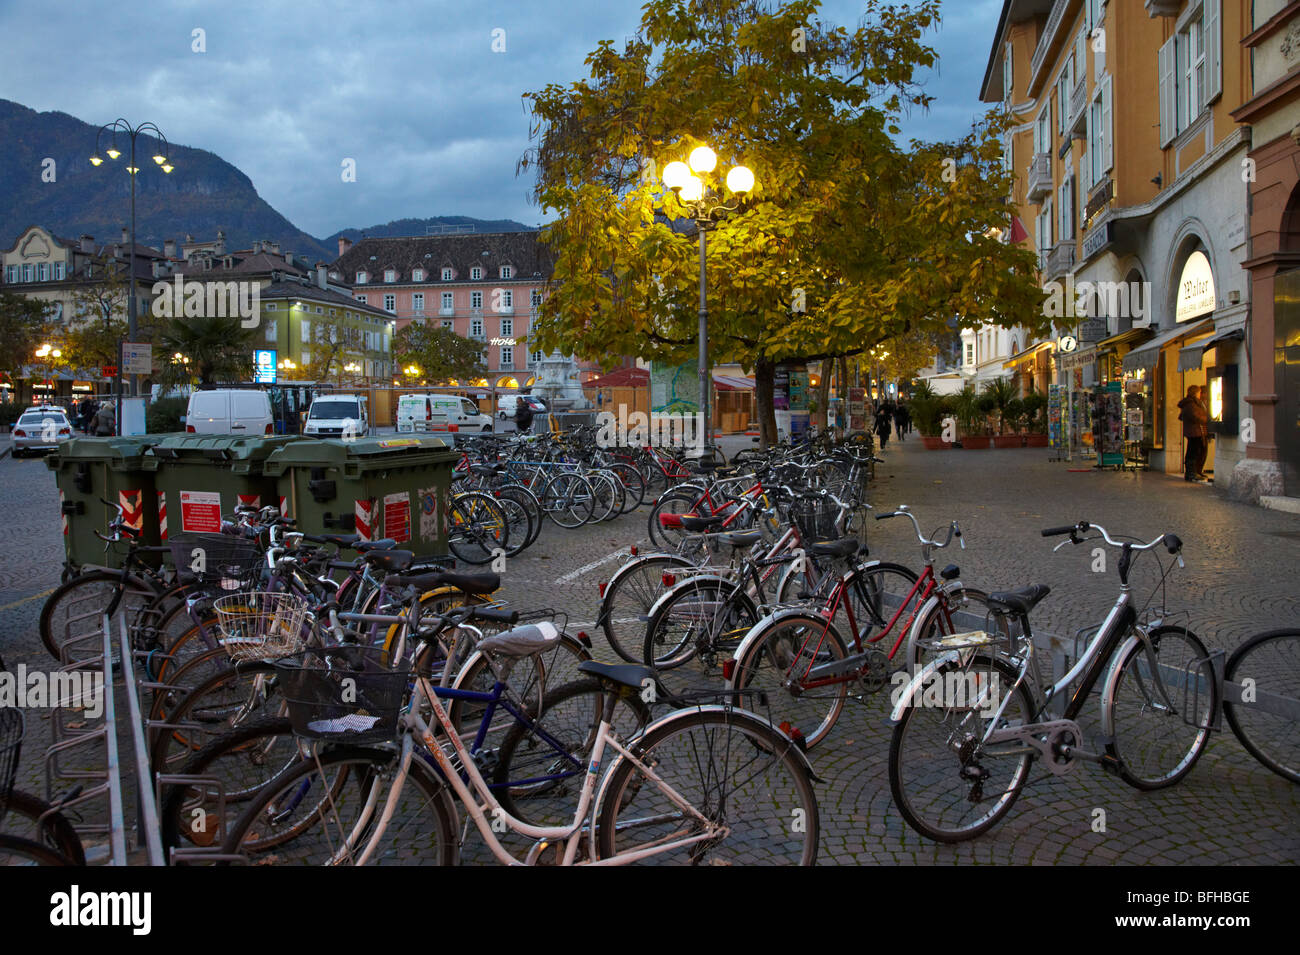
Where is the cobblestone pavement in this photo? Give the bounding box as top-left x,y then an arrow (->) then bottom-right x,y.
2,436 -> 1296,864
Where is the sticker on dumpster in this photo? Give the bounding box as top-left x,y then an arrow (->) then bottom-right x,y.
384,491 -> 410,543
180,490 -> 222,533
418,487 -> 438,542
378,439 -> 420,449
158,490 -> 168,541
118,489 -> 144,533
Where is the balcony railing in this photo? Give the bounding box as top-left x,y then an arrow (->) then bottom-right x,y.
469,331 -> 485,342
439,306 -> 454,316
1069,78 -> 1087,138
1026,152 -> 1052,202
1045,240 -> 1075,279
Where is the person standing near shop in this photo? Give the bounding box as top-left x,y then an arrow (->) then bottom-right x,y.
90,400 -> 116,437
1178,385 -> 1209,482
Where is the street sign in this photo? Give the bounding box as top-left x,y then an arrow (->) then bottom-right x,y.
254,349 -> 277,384
122,343 -> 152,375
102,365 -> 118,378
1058,335 -> 1078,353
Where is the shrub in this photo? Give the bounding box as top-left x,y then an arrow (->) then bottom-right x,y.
146,396 -> 187,434
1022,391 -> 1048,432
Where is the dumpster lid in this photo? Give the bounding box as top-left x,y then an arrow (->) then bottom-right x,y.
263,436 -> 456,474
144,433 -> 307,466
48,434 -> 181,467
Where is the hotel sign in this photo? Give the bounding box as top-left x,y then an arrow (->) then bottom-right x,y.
1175,251 -> 1215,322
1081,220 -> 1112,261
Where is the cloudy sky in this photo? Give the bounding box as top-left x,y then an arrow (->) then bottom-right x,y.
0,0 -> 1002,238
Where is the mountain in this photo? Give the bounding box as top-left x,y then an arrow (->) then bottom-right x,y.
0,100 -> 534,265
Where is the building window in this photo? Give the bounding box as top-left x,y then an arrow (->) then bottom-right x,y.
500,318 -> 513,337
383,269 -> 395,283
1056,54 -> 1074,136
1036,197 -> 1053,269
301,350 -> 311,365
329,309 -> 337,317
413,293 -> 424,312
315,306 -> 323,314
471,291 -> 483,309
530,349 -> 544,365
442,267 -> 452,281
53,262 -> 64,280
530,289 -> 543,308
354,294 -> 367,304
301,319 -> 311,342
1059,176 -> 1075,241
471,266 -> 482,280
500,346 -> 513,368
356,271 -> 367,284
37,263 -> 48,281
22,264 -> 32,282
965,343 -> 974,366
266,303 -> 278,310
500,289 -> 513,309
412,268 -> 424,282
500,265 -> 512,279
441,292 -> 453,311
441,319 -> 453,329
1086,76 -> 1111,185
1033,102 -> 1051,156
5,265 -> 17,283
1159,0 -> 1221,148
383,294 -> 396,313
471,318 -> 483,337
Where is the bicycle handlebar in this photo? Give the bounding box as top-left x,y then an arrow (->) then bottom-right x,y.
874,506 -> 962,550
1043,521 -> 1182,555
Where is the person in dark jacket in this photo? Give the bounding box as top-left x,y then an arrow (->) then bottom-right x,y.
1178,385 -> 1210,481
90,401 -> 116,436
874,402 -> 893,449
894,402 -> 910,441
514,398 -> 535,434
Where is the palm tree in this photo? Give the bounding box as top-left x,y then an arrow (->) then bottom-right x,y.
982,376 -> 1018,435
159,315 -> 257,387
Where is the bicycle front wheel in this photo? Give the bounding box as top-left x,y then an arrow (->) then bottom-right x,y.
1106,625 -> 1216,790
888,654 -> 1035,843
599,555 -> 695,663
1223,628 -> 1300,784
542,473 -> 594,528
448,491 -> 509,564
596,708 -> 819,865
39,569 -> 160,663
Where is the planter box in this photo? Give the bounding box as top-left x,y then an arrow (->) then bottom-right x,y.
992,435 -> 1022,449
920,436 -> 952,450
1024,433 -> 1049,447
962,436 -> 992,449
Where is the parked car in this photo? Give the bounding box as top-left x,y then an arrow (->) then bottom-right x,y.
497,394 -> 548,420
185,389 -> 274,435
304,394 -> 370,438
12,407 -> 73,457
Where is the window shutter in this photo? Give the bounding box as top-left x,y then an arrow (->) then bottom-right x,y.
1076,28 -> 1087,83
1204,0 -> 1222,104
1158,37 -> 1176,147
1100,75 -> 1113,173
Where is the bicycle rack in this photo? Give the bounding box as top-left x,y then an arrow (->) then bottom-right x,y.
1184,650 -> 1226,731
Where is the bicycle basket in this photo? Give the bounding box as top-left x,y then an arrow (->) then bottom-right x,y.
0,706 -> 23,828
169,532 -> 264,591
788,495 -> 842,543
275,646 -> 409,744
212,592 -> 310,661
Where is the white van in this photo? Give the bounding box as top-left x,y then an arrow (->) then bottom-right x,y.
185,389 -> 274,435
396,394 -> 435,433
304,394 -> 370,438
497,394 -> 547,420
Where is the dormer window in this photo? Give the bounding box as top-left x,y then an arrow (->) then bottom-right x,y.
471,266 -> 483,280
412,268 -> 424,282
356,271 -> 368,284
384,269 -> 396,283
442,267 -> 453,281
500,265 -> 513,279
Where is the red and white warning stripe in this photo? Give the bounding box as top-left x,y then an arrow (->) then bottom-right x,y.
158,491 -> 168,541
355,498 -> 375,541
60,490 -> 68,536
118,488 -> 144,534
237,493 -> 261,509
279,495 -> 290,520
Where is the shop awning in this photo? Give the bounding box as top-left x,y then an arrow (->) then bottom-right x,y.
1002,341 -> 1054,369
1095,327 -> 1154,354
1178,326 -> 1245,372
582,366 -> 650,389
1121,318 -> 1214,374
712,373 -> 755,391
1202,328 -> 1245,351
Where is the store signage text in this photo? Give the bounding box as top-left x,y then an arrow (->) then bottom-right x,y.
1175,251 -> 1215,323
1081,221 -> 1112,260
489,337 -> 516,346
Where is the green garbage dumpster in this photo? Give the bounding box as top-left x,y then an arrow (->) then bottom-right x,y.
263,436 -> 458,558
46,435 -> 182,572
143,434 -> 306,541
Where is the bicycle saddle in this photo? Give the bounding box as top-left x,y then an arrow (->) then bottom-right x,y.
363,549 -> 415,573
388,569 -> 501,594
719,530 -> 762,549
354,538 -> 397,552
986,584 -> 1051,616
478,621 -> 561,657
578,660 -> 657,692
809,537 -> 860,559
680,514 -> 725,531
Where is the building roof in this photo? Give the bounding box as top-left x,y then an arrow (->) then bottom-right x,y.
980,0 -> 1056,103
331,231 -> 552,283
583,366 -> 650,388
258,277 -> 392,317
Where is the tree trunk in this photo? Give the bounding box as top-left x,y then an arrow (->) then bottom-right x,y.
755,356 -> 777,448
814,364 -> 831,432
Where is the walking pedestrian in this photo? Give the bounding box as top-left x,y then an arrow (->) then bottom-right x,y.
90,400 -> 116,436
514,397 -> 535,434
894,401 -> 910,441
1177,385 -> 1209,482
874,402 -> 892,450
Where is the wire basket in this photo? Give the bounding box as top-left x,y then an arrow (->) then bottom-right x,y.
169,532 -> 264,592
788,495 -> 843,543
212,592 -> 311,661
275,646 -> 410,744
0,706 -> 23,829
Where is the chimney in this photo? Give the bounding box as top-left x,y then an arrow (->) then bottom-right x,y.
164,238 -> 176,259
338,236 -> 353,258
215,230 -> 226,254
80,234 -> 94,254
121,226 -> 130,246
252,240 -> 262,253
317,266 -> 327,289
268,240 -> 280,254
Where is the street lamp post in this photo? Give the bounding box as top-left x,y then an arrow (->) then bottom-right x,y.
90,120 -> 174,406
660,146 -> 755,454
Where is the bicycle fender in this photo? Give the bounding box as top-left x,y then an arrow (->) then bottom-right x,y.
598,555 -> 694,625
645,574 -> 741,624
901,593 -> 946,676
886,650 -> 963,725
727,607 -> 842,689
1098,625 -> 1213,741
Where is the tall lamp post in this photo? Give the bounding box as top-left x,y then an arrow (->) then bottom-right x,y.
659,146 -> 755,453
90,120 -> 174,405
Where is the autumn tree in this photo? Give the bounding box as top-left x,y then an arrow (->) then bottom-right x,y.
393,323 -> 487,383
0,292 -> 56,377
520,0 -> 1046,444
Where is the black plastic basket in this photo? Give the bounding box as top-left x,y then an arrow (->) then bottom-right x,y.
0,706 -> 24,828
275,646 -> 410,744
168,532 -> 264,591
788,495 -> 842,543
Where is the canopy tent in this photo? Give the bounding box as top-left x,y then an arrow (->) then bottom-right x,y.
712,373 -> 756,391
583,366 -> 649,389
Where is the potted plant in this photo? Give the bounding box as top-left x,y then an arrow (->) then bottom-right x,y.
1022,390 -> 1049,446
993,395 -> 1024,448
967,393 -> 997,448
911,385 -> 954,449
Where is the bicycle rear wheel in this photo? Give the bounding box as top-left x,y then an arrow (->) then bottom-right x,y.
448,491 -> 508,564
595,707 -> 819,865
888,654 -> 1035,843
1106,625 -> 1216,790
599,555 -> 695,663
542,473 -> 594,528
1223,628 -> 1300,784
